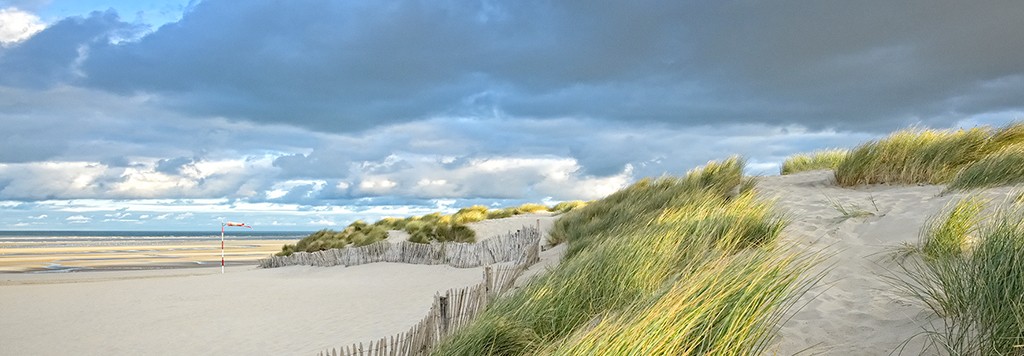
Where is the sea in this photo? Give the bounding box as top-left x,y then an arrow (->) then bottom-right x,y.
0,230 -> 310,246
0,231 -> 311,273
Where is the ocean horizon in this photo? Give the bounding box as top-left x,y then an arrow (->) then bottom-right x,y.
0,230 -> 306,273
0,230 -> 310,244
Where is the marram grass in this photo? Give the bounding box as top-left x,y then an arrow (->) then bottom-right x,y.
546,156 -> 748,251
894,197 -> 1024,355
544,248 -> 819,356
431,157 -> 818,355
920,197 -> 985,259
946,145 -> 1024,192
835,127 -> 991,186
780,149 -> 848,175
834,122 -> 1024,188
277,201 -> 588,255
549,200 -> 587,214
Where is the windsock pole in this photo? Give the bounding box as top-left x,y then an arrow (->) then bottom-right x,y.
221,222 -> 252,274
220,223 -> 225,273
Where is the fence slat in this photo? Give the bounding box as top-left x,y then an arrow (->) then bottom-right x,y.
304,225 -> 542,356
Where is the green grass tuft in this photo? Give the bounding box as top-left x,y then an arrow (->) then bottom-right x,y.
894,197 -> 1024,355
404,219 -> 476,244
486,208 -> 516,219
823,194 -> 877,221
548,201 -> 587,214
780,149 -> 848,175
277,221 -> 389,256
835,127 -> 991,186
544,248 -> 818,355
946,145 -> 1024,192
833,122 -> 1024,189
514,203 -> 549,214
453,205 -> 490,224
920,197 -> 985,259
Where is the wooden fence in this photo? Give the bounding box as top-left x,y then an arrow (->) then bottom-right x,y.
317,232 -> 541,356
258,225 -> 541,269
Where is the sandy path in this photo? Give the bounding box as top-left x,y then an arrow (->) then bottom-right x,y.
760,170 -> 1016,355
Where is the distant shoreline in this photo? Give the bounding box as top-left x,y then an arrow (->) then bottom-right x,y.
0,230 -> 310,240
0,237 -> 296,273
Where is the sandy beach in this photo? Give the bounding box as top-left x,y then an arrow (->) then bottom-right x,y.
0,213 -> 560,355
0,264 -> 486,355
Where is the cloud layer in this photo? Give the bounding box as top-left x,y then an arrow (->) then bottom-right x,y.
1,1 -> 1022,229
5,1 -> 1024,131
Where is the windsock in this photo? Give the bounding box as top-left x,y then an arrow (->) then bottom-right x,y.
225,222 -> 252,228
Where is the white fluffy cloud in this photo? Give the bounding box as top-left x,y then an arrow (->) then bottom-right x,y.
64,215 -> 91,223
0,156 -> 279,200
341,155 -> 632,201
0,7 -> 44,45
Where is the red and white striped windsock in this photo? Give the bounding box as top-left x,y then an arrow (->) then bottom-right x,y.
225,221 -> 252,228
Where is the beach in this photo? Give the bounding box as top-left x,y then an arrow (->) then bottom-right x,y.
3,176 -> 1019,354
0,264 -> 486,355
0,236 -> 298,273
0,214 -> 559,355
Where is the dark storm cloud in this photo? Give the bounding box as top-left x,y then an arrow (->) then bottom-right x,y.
0,10 -> 141,87
6,1 -> 1020,132
678,1 -> 1024,128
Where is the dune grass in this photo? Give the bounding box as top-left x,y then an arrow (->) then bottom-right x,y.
946,145 -> 1024,192
452,205 -> 490,224
780,149 -> 848,175
823,194 -> 877,221
404,219 -> 476,244
920,197 -> 985,259
544,249 -> 818,355
894,197 -> 1024,355
276,201 -> 589,256
277,221 -> 389,256
834,127 -> 991,186
431,157 -> 820,355
549,200 -> 587,214
546,156 -> 751,250
833,122 -> 1024,188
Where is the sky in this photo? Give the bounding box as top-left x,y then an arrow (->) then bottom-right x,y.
0,1 -> 1022,231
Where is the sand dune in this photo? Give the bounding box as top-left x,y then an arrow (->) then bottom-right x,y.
762,170 -> 1017,354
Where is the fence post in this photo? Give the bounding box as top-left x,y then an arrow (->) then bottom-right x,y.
439,295 -> 449,337
485,266 -> 494,293
484,266 -> 494,303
